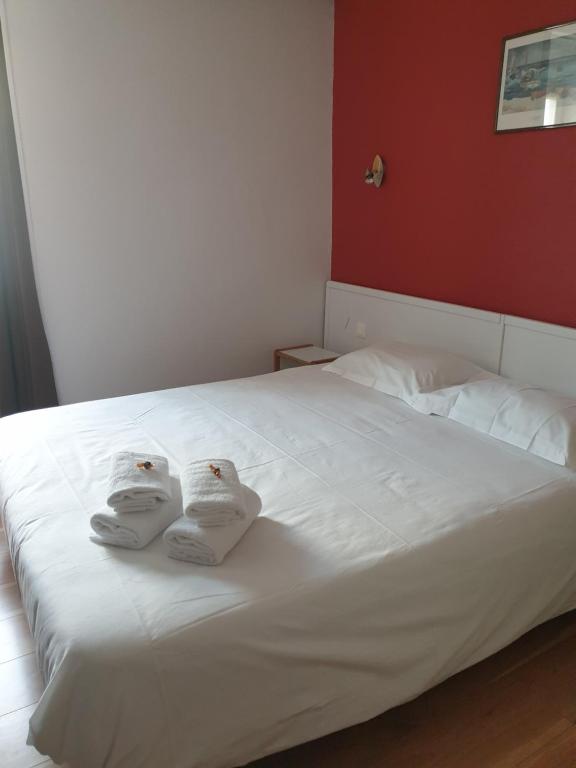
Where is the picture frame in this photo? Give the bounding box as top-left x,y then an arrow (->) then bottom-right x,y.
496,19 -> 576,133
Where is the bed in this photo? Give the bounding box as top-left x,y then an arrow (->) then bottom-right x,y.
2,283 -> 576,768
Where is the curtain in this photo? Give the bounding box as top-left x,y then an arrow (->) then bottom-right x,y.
0,27 -> 57,415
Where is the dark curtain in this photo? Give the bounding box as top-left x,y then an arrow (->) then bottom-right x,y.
0,27 -> 57,416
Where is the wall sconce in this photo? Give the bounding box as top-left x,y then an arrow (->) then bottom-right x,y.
364,155 -> 386,188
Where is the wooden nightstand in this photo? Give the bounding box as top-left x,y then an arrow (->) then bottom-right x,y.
273,344 -> 340,372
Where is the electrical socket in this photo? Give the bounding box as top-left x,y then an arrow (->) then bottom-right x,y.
355,322 -> 367,340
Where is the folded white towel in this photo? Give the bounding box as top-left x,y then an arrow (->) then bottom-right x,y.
164,486 -> 261,565
182,459 -> 246,526
113,498 -> 161,513
91,479 -> 182,550
107,452 -> 172,510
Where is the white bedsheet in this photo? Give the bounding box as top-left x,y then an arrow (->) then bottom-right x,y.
1,366 -> 576,768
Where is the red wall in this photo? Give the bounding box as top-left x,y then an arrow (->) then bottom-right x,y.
332,0 -> 576,326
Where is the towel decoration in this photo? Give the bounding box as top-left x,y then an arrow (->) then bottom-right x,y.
91,464 -> 180,549
91,454 -> 261,562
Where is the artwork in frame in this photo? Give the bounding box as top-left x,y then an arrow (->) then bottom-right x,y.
496,19 -> 576,132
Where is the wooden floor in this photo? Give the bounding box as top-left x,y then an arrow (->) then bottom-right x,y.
2,524 -> 576,768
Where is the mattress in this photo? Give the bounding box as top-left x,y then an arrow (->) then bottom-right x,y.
1,365 -> 576,768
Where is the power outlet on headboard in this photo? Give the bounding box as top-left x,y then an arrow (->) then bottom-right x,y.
355,322 -> 367,340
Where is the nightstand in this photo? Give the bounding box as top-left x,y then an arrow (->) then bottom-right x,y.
273,344 -> 340,372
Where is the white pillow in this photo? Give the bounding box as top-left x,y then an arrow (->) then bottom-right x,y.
437,376 -> 576,468
323,342 -> 488,409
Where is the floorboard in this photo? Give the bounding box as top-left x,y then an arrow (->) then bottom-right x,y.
0,654 -> 43,718
0,531 -> 15,585
517,726 -> 576,768
0,582 -> 24,621
0,615 -> 35,664
0,704 -> 56,768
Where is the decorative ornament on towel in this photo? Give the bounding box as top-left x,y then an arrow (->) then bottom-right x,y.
209,463 -> 222,479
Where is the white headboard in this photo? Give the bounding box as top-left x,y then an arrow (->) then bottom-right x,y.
324,281 -> 576,397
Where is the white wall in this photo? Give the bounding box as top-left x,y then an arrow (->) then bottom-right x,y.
0,0 -> 333,404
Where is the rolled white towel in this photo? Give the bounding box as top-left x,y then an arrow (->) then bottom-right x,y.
113,497 -> 162,513
164,486 -> 261,565
92,479 -> 182,550
107,452 -> 172,510
182,459 -> 246,526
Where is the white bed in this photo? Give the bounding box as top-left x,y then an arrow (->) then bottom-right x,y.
2,363 -> 576,768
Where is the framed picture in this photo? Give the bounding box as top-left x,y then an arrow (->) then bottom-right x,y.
496,19 -> 576,132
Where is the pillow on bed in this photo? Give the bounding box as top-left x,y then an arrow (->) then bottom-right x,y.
436,376 -> 576,468
323,341 -> 488,409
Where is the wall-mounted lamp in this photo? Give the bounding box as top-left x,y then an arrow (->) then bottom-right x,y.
364,155 -> 386,188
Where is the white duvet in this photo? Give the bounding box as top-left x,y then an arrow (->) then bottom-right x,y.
1,366 -> 576,768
